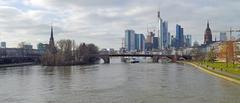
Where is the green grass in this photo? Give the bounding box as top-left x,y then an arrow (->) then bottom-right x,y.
197,61 -> 240,75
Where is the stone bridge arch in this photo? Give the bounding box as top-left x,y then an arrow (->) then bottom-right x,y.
99,55 -> 110,64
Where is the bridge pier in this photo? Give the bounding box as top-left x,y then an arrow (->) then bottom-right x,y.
152,56 -> 159,63
172,55 -> 177,62
101,56 -> 110,64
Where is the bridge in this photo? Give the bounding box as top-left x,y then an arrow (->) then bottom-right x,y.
0,54 -> 192,64
98,54 -> 192,63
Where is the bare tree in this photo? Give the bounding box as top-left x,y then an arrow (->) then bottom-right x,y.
41,39 -> 99,66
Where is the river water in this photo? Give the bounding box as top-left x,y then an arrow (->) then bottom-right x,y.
0,59 -> 240,103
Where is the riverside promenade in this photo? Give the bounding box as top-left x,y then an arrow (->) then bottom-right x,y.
185,62 -> 240,84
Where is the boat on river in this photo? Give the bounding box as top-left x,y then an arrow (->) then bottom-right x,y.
122,57 -> 140,63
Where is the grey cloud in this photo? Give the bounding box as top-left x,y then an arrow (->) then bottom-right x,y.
1,0 -> 240,49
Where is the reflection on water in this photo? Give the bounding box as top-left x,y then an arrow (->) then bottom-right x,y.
0,60 -> 240,103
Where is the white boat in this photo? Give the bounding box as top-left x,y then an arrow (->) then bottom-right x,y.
124,57 -> 140,63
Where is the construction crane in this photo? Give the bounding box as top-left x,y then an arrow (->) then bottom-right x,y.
212,28 -> 240,41
212,28 -> 240,65
121,38 -> 125,48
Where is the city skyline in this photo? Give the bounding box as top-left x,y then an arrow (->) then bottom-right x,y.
0,0 -> 240,49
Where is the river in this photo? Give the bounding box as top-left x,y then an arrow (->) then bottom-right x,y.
0,58 -> 240,103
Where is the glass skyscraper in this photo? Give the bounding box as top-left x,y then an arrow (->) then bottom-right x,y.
135,34 -> 145,51
125,30 -> 145,52
175,24 -> 184,49
162,21 -> 168,49
125,30 -> 135,51
153,37 -> 159,49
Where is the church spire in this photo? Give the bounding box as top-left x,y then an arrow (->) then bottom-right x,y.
204,20 -> 212,45
48,24 -> 57,54
207,20 -> 209,28
49,24 -> 54,47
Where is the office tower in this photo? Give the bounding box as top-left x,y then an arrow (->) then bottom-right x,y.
125,29 -> 135,51
158,11 -> 163,50
167,32 -> 171,48
185,35 -> 192,47
171,35 -> 176,47
153,37 -> 159,49
176,24 -> 184,49
145,32 -> 154,51
162,21 -> 168,49
135,33 -> 145,51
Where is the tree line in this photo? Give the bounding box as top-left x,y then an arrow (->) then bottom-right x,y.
190,41 -> 240,64
41,39 -> 99,66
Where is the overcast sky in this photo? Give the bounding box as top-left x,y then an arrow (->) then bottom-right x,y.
0,0 -> 240,49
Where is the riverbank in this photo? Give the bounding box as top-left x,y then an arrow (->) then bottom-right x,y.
184,61 -> 240,84
0,62 -> 38,68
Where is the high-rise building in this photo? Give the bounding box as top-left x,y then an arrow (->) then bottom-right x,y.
204,21 -> 212,45
162,21 -> 168,49
125,30 -> 135,52
158,11 -> 163,50
167,32 -> 171,47
135,34 -> 140,50
135,33 -> 145,51
180,27 -> 184,47
171,35 -> 176,47
145,32 -> 154,51
220,32 -> 227,41
139,34 -> 145,51
185,35 -> 192,47
153,37 -> 159,49
176,24 -> 184,49
125,30 -> 145,52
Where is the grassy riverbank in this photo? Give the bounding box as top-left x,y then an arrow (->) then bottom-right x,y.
185,61 -> 240,84
197,61 -> 240,75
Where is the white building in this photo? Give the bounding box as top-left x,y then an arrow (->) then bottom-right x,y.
220,32 -> 227,41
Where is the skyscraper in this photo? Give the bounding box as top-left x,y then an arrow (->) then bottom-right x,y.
185,35 -> 192,47
175,24 -> 184,49
204,21 -> 212,45
171,35 -> 176,47
167,32 -> 171,48
180,27 -> 184,47
145,32 -> 154,51
162,21 -> 168,49
125,30 -> 135,51
158,11 -> 163,50
135,34 -> 140,50
135,33 -> 145,51
153,37 -> 159,49
139,34 -> 145,51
